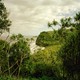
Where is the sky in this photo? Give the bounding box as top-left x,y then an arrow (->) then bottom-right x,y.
3,0 -> 80,36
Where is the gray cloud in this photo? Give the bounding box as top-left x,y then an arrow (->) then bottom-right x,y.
3,0 -> 80,36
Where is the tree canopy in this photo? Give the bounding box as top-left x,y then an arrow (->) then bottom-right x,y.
0,0 -> 11,34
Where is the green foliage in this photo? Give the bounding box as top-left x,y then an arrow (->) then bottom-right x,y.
74,12 -> 80,23
60,17 -> 72,28
0,4 -> 80,80
0,40 -> 9,74
10,34 -> 24,41
0,34 -> 30,77
48,19 -> 58,30
58,31 -> 80,80
36,31 -> 54,47
0,75 -> 62,80
52,19 -> 58,26
58,12 -> 80,80
28,44 -> 62,78
9,34 -> 30,76
0,0 -> 11,34
36,28 -> 76,47
10,40 -> 30,61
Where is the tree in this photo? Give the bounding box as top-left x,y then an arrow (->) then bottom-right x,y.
0,40 -> 9,74
48,19 -> 58,30
60,17 -> 72,29
58,12 -> 80,80
10,34 -> 24,41
74,11 -> 80,30
48,22 -> 53,29
74,12 -> 80,23
9,34 -> 30,77
0,0 -> 11,35
36,31 -> 54,47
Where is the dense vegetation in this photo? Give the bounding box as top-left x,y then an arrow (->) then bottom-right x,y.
0,0 -> 11,35
36,28 -> 76,47
0,0 -> 80,80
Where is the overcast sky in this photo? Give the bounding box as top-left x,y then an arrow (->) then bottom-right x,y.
3,0 -> 80,36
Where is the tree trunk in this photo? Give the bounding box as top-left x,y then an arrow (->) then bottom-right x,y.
18,56 -> 23,78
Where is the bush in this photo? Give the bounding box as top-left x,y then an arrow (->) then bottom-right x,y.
27,45 -> 61,78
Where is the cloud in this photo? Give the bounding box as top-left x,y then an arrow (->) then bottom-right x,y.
3,0 -> 80,36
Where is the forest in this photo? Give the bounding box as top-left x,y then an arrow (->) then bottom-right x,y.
0,0 -> 80,80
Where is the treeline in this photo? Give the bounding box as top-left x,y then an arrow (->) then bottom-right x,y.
0,34 -> 30,77
36,28 -> 76,47
36,11 -> 80,80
